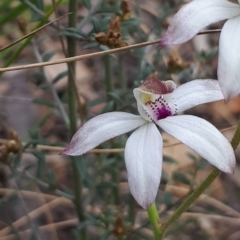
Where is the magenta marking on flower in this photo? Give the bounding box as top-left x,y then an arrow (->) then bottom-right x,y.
144,95 -> 176,122
156,106 -> 172,119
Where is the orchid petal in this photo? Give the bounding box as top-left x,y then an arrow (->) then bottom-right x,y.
160,0 -> 240,45
125,123 -> 163,209
157,115 -> 235,173
62,112 -> 146,156
172,79 -> 223,112
218,16 -> 240,100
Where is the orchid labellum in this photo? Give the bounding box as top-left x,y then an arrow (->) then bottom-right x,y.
62,77 -> 235,209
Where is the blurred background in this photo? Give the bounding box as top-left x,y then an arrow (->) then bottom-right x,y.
0,0 -> 240,239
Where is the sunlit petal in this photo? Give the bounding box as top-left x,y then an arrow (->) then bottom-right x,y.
62,112 -> 146,156
125,123 -> 163,209
157,115 -> 235,173
218,16 -> 240,100
160,0 -> 240,45
172,79 -> 223,112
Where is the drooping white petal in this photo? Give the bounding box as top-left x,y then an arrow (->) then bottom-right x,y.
160,0 -> 240,45
218,16 -> 240,100
62,112 -> 146,156
157,115 -> 235,173
125,123 -> 163,209
172,79 -> 223,112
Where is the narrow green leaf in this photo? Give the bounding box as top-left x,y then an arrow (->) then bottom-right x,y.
36,0 -> 44,11
95,7 -> 120,14
43,51 -> 56,62
86,98 -> 105,108
33,72 -> 45,82
82,42 -> 99,49
47,170 -> 56,190
163,156 -> 178,164
82,0 -> 91,10
92,17 -> 101,32
0,4 -> 27,26
52,70 -> 68,83
173,172 -> 191,185
59,27 -> 88,39
32,151 -> 46,178
33,98 -> 55,108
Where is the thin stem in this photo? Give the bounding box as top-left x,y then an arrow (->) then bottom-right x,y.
112,161 -> 120,206
67,0 -> 87,239
158,168 -> 220,237
9,168 -> 41,240
128,195 -> 135,224
31,39 -> 70,127
16,168 -> 74,200
147,203 -> 161,240
1,0 -> 64,71
118,54 -> 126,91
104,55 -> 113,95
0,29 -> 221,73
231,120 -> 240,150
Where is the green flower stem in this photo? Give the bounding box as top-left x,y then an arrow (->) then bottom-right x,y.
104,55 -> 113,95
67,0 -> 87,239
158,168 -> 220,238
147,203 -> 161,239
128,195 -> 136,224
231,121 -> 240,150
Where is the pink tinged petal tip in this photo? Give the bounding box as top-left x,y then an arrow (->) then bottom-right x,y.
160,0 -> 240,46
62,112 -> 146,156
125,123 -> 163,209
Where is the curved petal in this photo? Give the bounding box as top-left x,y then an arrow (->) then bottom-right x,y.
62,112 -> 146,156
172,79 -> 223,112
160,0 -> 240,45
218,16 -> 240,100
125,123 -> 163,209
157,115 -> 235,173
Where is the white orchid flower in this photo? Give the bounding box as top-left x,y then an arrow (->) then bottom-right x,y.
62,78 -> 235,209
160,0 -> 240,101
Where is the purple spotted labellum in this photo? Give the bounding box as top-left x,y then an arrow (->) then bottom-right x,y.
62,77 -> 236,209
